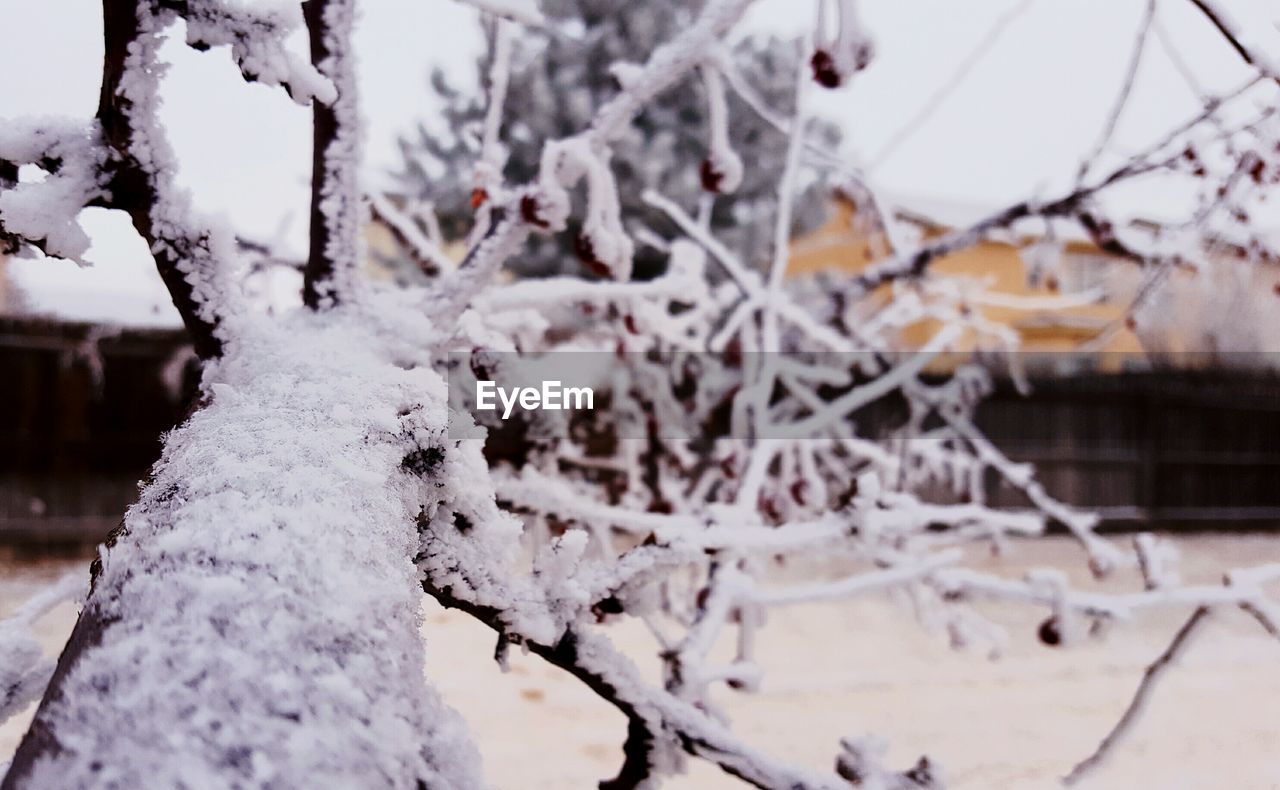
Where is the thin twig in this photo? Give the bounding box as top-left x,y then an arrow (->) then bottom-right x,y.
1183,0 -> 1280,83
868,0 -> 1037,171
1075,0 -> 1157,185
1063,606 -> 1211,786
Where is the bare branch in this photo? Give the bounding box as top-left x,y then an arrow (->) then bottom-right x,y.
1075,0 -> 1157,184
868,0 -> 1037,171
1184,0 -> 1280,83
1063,607 -> 1211,786
423,580 -> 845,790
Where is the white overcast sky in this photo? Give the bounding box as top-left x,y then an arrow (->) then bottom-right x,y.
1,0 -> 1278,323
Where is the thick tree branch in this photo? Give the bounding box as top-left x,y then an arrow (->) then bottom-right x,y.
96,0 -> 226,359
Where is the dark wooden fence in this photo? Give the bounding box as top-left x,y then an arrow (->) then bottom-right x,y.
977,369 -> 1280,529
2,321 -> 1278,546
0,317 -> 196,546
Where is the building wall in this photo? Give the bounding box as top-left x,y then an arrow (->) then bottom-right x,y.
789,199 -> 1280,363
786,200 -> 1144,360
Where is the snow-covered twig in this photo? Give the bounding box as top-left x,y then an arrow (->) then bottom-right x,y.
369,193 -> 454,275
454,0 -> 547,29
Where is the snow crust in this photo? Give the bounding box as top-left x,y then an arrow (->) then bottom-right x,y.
0,120 -> 104,259
16,309 -> 481,789
0,574 -> 85,725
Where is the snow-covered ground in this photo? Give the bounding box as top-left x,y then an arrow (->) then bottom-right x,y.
2,533 -> 1276,789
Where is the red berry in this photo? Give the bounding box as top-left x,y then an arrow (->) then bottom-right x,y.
519,194 -> 548,228
700,159 -> 724,193
1038,616 -> 1062,647
1249,156 -> 1266,184
789,480 -> 807,505
810,50 -> 841,88
723,338 -> 743,367
574,232 -> 611,277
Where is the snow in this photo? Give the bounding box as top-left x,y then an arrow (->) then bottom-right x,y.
118,3 -> 244,336
16,308 -> 482,789
4,210 -> 183,328
182,1 -> 336,106
700,65 -> 745,194
455,0 -> 547,29
1,0 -> 1277,785
0,119 -> 104,259
6,535 -> 1280,790
0,573 -> 83,725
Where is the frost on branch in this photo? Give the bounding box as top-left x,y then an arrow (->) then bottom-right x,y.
5,312 -> 482,789
0,0 -> 357,356
536,139 -> 634,280
456,0 -> 548,29
4,0 -> 1280,788
395,1 -> 1280,784
699,65 -> 744,194
302,0 -> 365,308
811,0 -> 874,88
0,120 -> 105,259
0,574 -> 84,725
182,0 -> 336,105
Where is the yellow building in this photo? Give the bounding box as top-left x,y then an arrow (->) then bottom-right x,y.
787,196 -> 1146,358
787,194 -> 1280,364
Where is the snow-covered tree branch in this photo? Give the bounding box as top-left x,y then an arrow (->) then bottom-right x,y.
0,0 -> 1278,788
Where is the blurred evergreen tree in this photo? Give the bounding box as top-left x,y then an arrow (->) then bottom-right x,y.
389,0 -> 839,281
